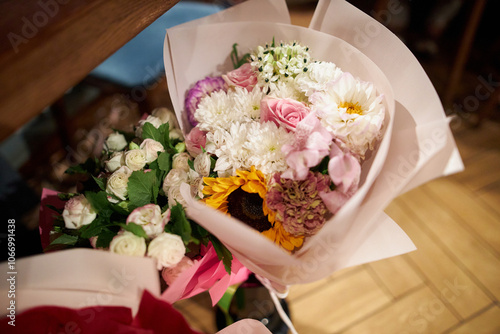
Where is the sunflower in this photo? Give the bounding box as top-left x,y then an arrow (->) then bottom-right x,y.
203,166 -> 274,232
202,166 -> 303,252
262,220 -> 304,252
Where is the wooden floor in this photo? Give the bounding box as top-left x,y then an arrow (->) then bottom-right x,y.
173,115 -> 500,334
173,3 -> 500,334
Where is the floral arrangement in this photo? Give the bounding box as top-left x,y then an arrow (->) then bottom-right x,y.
183,40 -> 386,252
43,106 -> 239,293
43,39 -> 385,302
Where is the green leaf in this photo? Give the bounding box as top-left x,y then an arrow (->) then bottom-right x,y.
311,155 -> 330,175
230,43 -> 251,69
169,204 -> 192,244
209,235 -> 233,275
120,222 -> 148,239
65,157 -> 100,175
79,217 -> 104,239
50,234 -> 78,246
159,123 -> 174,151
57,193 -> 77,201
217,284 -> 241,327
157,151 -> 172,172
128,171 -> 158,208
95,229 -> 116,249
92,175 -> 106,191
85,191 -> 112,217
45,204 -> 63,215
149,160 -> 159,170
142,122 -> 161,142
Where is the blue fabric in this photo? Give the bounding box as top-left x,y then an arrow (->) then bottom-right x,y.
90,1 -> 223,87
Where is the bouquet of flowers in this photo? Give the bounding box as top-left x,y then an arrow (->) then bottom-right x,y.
162,0 -> 462,290
37,1 -> 463,330
40,106 -> 250,304
183,39 -> 386,253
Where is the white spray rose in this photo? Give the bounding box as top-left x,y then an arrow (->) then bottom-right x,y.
147,232 -> 185,270
106,166 -> 132,200
172,152 -> 192,172
193,152 -> 211,177
109,231 -> 147,257
62,195 -> 97,229
152,107 -> 179,129
140,139 -> 164,163
135,115 -> 163,138
125,149 -> 147,171
105,132 -> 127,151
162,169 -> 188,193
189,176 -> 204,199
168,186 -> 188,208
169,128 -> 184,141
105,151 -> 125,173
126,204 -> 167,238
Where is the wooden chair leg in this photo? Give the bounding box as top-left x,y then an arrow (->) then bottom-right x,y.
443,0 -> 487,108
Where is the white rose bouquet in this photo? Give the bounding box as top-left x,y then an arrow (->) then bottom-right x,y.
41,107 -> 250,305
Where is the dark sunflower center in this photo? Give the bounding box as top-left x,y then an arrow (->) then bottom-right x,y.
227,188 -> 271,232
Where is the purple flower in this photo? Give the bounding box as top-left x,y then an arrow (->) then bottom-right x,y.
266,171 -> 331,237
185,76 -> 227,127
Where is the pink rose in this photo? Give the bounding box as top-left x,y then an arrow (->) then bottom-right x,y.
185,126 -> 207,157
260,97 -> 310,132
222,63 -> 258,91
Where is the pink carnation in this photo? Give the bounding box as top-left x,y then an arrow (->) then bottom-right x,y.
281,112 -> 333,180
267,171 -> 331,237
260,97 -> 310,132
319,141 -> 361,214
222,63 -> 258,91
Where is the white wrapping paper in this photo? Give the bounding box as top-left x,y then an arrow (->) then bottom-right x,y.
0,249 -> 160,316
163,0 -> 462,287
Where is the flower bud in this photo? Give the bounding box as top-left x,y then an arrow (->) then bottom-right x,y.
62,195 -> 97,229
147,232 -> 185,270
105,132 -> 127,152
125,149 -> 147,171
193,152 -> 211,177
109,231 -> 147,257
140,139 -> 164,163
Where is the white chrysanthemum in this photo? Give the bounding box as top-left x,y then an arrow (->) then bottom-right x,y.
195,88 -> 264,132
244,121 -> 293,175
194,90 -> 236,132
232,86 -> 264,121
310,72 -> 385,158
295,61 -> 344,96
208,122 -> 252,175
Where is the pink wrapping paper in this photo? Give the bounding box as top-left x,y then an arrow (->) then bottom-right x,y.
163,0 -> 463,288
39,188 -> 64,250
162,245 -> 250,305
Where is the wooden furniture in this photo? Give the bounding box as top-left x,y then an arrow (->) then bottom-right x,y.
0,0 -> 180,142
